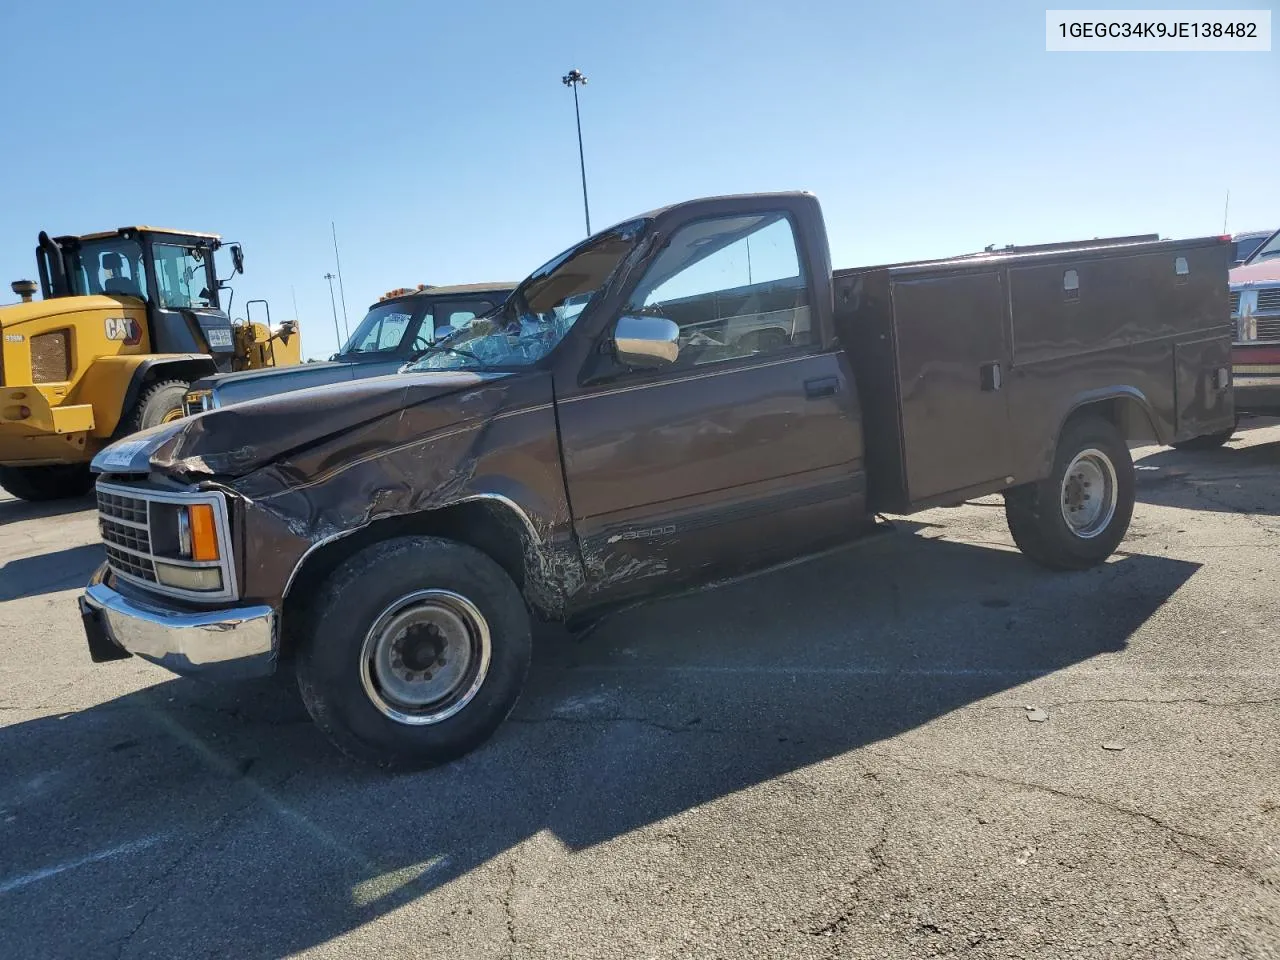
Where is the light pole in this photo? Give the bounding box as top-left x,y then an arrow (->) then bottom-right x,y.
324,272 -> 343,353
562,68 -> 591,236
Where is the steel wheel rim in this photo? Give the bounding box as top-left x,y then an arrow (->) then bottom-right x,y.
1060,448 -> 1118,539
359,590 -> 492,725
160,407 -> 185,424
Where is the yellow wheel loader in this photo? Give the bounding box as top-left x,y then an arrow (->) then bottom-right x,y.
0,227 -> 301,500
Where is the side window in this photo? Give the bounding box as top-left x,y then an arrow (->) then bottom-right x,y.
623,213 -> 811,368
77,241 -> 147,299
430,300 -> 496,341
375,312 -> 412,350
351,310 -> 413,353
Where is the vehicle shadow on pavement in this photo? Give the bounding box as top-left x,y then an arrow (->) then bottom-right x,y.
0,531 -> 1200,959
0,493 -> 95,524
0,543 -> 103,601
1136,433 -> 1280,515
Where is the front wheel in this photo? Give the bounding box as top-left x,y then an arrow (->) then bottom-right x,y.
295,536 -> 531,768
1004,416 -> 1135,570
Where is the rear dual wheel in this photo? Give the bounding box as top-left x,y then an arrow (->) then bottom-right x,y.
1005,417 -> 1135,570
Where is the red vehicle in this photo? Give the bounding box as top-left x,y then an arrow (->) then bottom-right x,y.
1225,227 -> 1280,428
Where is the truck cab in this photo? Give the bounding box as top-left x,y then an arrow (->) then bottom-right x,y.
37,226 -> 239,360
182,282 -> 514,415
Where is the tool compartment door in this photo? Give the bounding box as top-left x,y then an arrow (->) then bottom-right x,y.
891,271 -> 1012,503
1174,335 -> 1234,438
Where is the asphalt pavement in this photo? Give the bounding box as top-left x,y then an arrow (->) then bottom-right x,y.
1,424 -> 1278,959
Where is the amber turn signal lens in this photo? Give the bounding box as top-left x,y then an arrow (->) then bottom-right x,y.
188,504 -> 219,561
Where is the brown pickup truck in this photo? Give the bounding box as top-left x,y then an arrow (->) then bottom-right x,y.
79,192 -> 1234,767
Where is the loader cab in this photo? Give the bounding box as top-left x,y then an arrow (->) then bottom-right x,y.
35,227 -> 241,369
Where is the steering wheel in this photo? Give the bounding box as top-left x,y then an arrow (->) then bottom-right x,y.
412,334 -> 430,353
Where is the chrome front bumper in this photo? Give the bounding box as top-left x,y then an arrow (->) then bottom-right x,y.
79,565 -> 276,680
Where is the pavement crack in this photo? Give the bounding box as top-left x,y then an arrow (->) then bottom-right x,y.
176,699 -> 312,729
501,857 -> 518,959
803,773 -> 894,941
879,755 -> 1262,882
1156,889 -> 1190,952
109,795 -> 256,959
1189,484 -> 1280,537
112,900 -> 159,960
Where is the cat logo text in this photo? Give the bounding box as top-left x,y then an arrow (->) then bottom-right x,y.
104,317 -> 143,346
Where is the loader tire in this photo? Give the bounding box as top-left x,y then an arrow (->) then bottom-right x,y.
1004,416 -> 1135,571
126,380 -> 189,433
0,464 -> 93,501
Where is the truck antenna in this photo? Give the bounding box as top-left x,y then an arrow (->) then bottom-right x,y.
1223,190 -> 1230,234
324,272 -> 343,355
332,221 -> 351,341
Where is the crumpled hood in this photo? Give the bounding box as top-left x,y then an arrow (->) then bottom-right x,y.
92,371 -> 508,480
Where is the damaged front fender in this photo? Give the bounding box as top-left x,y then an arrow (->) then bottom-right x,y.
215,370 -> 587,621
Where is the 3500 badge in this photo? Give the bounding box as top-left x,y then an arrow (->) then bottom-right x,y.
104,316 -> 143,345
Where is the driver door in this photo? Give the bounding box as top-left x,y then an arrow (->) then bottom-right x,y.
556,206 -> 867,604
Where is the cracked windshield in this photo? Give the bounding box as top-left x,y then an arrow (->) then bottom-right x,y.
407,223 -> 643,370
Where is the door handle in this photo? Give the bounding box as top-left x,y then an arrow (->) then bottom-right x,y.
980,361 -> 1002,392
804,376 -> 840,400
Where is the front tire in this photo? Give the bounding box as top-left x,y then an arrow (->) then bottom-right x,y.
295,536 -> 531,768
1004,416 -> 1135,570
0,463 -> 93,501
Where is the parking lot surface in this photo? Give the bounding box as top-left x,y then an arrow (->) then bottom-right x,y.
1,424 -> 1278,959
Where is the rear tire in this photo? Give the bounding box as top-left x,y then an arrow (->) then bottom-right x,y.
1004,416 -> 1135,570
295,536 -> 531,768
126,380 -> 189,433
0,463 -> 93,501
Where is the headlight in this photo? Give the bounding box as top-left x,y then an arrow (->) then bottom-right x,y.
97,481 -> 237,602
147,502 -> 225,593
155,563 -> 223,592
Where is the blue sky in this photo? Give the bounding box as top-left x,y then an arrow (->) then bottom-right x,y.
1,0 -> 1275,359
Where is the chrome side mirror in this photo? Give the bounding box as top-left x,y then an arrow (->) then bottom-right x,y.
614,315 -> 679,369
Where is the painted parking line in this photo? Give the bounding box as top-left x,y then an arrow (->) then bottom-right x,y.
0,834 -> 171,896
